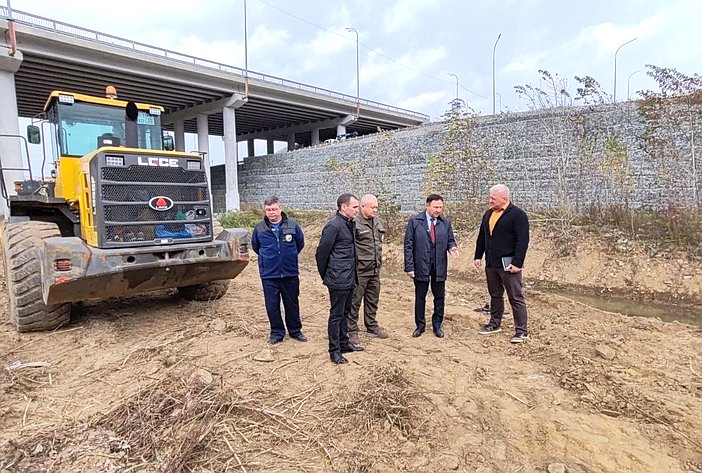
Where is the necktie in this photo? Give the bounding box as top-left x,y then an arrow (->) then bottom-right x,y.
430,218 -> 436,244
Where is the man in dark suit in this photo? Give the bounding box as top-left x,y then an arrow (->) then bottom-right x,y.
473,184 -> 530,343
404,194 -> 459,338
316,193 -> 365,364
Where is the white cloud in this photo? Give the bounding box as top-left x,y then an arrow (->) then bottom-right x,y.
382,0 -> 435,34
293,27 -> 355,73
363,46 -> 446,87
502,52 -> 548,75
574,15 -> 665,58
398,90 -> 448,118
176,36 -> 243,65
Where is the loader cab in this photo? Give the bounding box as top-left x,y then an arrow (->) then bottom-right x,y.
33,87 -> 173,202
42,89 -> 167,157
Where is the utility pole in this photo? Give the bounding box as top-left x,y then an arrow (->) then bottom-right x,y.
492,33 -> 501,115
346,27 -> 360,119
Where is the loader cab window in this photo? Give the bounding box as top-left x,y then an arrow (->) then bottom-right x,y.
54,101 -> 164,157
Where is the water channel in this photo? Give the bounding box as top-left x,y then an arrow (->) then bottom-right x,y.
535,287 -> 702,327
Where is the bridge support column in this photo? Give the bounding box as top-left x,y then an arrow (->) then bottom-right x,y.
311,128 -> 320,146
247,139 -> 255,157
0,49 -> 24,217
223,94 -> 247,211
196,114 -> 209,156
287,132 -> 295,151
174,120 -> 185,152
336,124 -> 346,137
196,114 -> 210,188
267,139 -> 274,155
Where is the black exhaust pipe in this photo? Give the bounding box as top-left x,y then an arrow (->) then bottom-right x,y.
125,101 -> 139,148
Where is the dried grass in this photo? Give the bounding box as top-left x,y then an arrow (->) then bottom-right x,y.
333,362 -> 427,437
95,369 -> 333,472
1,361 -> 54,396
2,362 -> 429,471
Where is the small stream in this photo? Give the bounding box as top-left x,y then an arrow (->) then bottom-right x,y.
535,287 -> 702,327
384,268 -> 702,328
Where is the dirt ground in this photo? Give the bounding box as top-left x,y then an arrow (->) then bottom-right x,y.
0,226 -> 701,472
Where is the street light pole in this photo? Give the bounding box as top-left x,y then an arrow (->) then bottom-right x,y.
6,0 -> 17,56
627,69 -> 642,101
243,0 -> 249,97
613,37 -> 637,103
447,72 -> 459,100
492,33 -> 501,115
346,27 -> 360,119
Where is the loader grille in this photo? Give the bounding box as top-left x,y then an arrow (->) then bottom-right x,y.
96,158 -> 212,248
102,167 -> 206,184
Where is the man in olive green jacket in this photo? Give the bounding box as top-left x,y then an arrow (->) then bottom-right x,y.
348,194 -> 389,344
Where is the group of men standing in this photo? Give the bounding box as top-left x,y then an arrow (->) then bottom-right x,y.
250,184 -> 530,365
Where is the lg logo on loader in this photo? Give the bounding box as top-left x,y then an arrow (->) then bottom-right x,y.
137,156 -> 179,167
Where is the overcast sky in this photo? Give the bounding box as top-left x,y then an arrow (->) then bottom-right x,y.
8,0 -> 701,122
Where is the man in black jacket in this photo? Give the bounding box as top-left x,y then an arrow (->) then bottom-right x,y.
316,193 -> 365,364
474,184 -> 530,343
404,194 -> 459,338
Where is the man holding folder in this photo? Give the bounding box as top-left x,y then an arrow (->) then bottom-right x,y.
473,184 -> 530,343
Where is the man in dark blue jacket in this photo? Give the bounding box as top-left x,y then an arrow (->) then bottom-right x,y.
251,196 -> 307,344
316,193 -> 365,364
404,194 -> 459,338
474,184 -> 530,343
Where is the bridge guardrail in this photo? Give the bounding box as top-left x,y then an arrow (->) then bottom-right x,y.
1,6 -> 430,122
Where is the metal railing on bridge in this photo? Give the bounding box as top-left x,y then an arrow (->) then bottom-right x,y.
1,6 -> 430,122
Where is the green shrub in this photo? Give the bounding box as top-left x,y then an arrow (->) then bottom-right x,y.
217,209 -> 261,230
284,209 -> 333,227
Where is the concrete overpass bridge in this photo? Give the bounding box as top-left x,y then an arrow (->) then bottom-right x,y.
0,6 -> 428,210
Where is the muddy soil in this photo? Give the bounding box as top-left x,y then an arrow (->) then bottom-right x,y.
0,227 -> 701,472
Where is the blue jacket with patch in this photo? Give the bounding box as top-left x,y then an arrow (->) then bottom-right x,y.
251,212 -> 304,279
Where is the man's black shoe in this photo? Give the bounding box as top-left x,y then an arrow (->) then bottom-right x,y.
267,337 -> 284,344
412,328 -> 425,338
478,325 -> 502,335
290,333 -> 308,342
340,343 -> 364,353
434,327 -> 444,338
330,352 -> 348,364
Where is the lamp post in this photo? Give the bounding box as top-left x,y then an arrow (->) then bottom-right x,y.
613,37 -> 637,103
346,27 -> 360,119
627,69 -> 642,101
6,0 -> 17,56
492,33 -> 501,115
447,72 -> 459,100
243,0 -> 249,96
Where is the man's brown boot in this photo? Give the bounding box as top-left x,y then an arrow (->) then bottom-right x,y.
367,326 -> 389,339
348,331 -> 361,345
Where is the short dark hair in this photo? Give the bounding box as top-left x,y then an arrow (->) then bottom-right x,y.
264,196 -> 280,207
337,193 -> 357,210
426,194 -> 444,204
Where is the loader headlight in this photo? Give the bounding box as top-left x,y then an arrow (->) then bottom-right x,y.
187,160 -> 201,170
105,155 -> 125,167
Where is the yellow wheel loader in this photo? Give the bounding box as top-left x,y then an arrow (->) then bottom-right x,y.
0,87 -> 248,332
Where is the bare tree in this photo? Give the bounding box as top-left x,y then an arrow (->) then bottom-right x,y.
637,65 -> 702,210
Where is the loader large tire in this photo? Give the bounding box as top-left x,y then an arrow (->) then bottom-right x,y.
177,280 -> 230,301
1,221 -> 71,332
